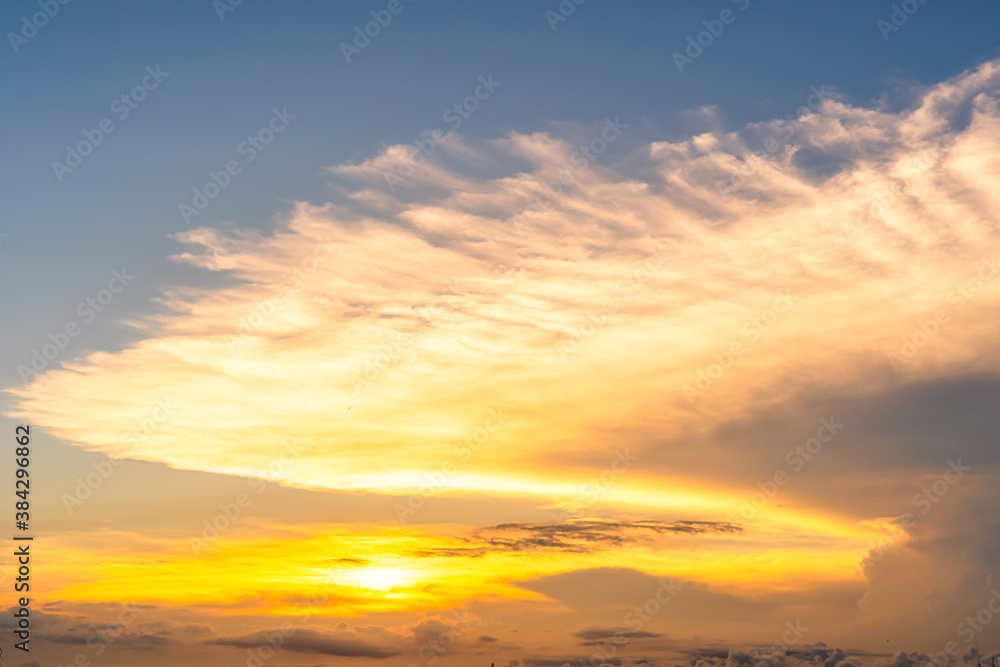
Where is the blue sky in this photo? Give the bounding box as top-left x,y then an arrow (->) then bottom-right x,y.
3,2 -> 999,356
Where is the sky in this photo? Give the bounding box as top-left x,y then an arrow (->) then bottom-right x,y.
3,1 -> 1000,666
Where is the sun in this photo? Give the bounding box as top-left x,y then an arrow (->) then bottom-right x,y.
343,566 -> 417,591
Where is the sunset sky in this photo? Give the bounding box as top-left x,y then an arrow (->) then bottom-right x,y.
3,2 -> 1000,667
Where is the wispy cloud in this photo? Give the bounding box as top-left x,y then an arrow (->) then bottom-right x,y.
7,64 -> 1000,637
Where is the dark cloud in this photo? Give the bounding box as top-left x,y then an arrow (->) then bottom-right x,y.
43,634 -> 89,645
411,618 -> 462,646
888,652 -> 943,667
683,650 -> 732,661
0,606 -> 63,631
209,628 -> 400,658
45,632 -> 176,650
790,145 -> 853,180
679,648 -> 901,667
573,627 -> 663,640
412,520 -> 741,558
706,374 -> 1000,493
480,635 -> 499,642
410,546 -> 496,559
583,640 -> 632,648
793,646 -> 890,667
525,658 -> 623,667
115,634 -> 177,650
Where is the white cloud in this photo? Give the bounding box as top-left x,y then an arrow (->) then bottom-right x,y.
7,59 -> 1000,512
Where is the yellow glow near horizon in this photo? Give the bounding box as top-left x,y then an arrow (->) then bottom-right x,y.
40,509 -> 881,616
337,566 -> 420,591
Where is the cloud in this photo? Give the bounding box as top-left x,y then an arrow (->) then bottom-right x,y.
409,520 -> 741,558
8,57 -> 1000,658
679,647 -> 891,667
574,628 -> 663,641
8,59 -> 1000,519
525,658 -> 623,667
410,618 -> 456,646
209,628 -> 401,658
478,520 -> 741,553
8,59 -> 1000,514
322,557 -> 372,565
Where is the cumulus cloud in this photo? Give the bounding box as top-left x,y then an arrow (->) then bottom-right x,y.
680,647 -> 889,667
524,658 -> 623,667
